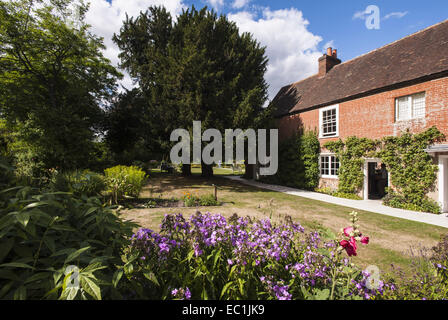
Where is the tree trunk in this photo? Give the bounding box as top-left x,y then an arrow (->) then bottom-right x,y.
201,162 -> 214,177
182,164 -> 191,176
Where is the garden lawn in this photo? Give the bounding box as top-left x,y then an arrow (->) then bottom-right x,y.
121,171 -> 448,273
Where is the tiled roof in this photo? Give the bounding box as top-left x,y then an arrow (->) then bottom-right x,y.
272,20 -> 448,117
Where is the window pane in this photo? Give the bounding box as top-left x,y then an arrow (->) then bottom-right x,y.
321,108 -> 337,136
331,156 -> 340,176
321,156 -> 329,175
412,92 -> 425,118
397,96 -> 410,121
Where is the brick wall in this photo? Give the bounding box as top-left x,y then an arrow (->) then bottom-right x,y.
278,76 -> 448,148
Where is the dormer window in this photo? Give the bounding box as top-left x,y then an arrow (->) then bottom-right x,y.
319,104 -> 339,138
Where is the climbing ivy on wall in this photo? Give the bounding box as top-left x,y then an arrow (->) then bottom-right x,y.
264,129 -> 320,190
378,126 -> 445,214
324,137 -> 380,194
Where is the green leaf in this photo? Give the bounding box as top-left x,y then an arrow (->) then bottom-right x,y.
0,262 -> 34,269
79,275 -> 101,300
81,262 -> 106,275
60,286 -> 79,300
14,286 -> 26,300
238,278 -> 245,296
64,247 -> 90,264
16,211 -> 30,227
112,269 -> 123,288
84,207 -> 98,216
24,272 -> 51,284
220,281 -> 234,299
143,271 -> 159,287
315,288 -> 330,300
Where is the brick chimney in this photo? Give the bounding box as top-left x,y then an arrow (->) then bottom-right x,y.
318,47 -> 341,76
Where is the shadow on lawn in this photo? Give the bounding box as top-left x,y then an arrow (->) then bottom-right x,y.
147,171 -> 272,195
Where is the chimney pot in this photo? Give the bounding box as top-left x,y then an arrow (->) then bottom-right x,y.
318,47 -> 341,77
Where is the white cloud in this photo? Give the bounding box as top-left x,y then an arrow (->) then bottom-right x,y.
206,0 -> 224,10
353,9 -> 369,20
232,0 -> 251,9
85,0 -> 186,91
228,8 -> 324,100
383,11 -> 409,20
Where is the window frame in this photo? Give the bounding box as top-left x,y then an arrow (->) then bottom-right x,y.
319,153 -> 340,179
395,92 -> 426,122
319,104 -> 339,139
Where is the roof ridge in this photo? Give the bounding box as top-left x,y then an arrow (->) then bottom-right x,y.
290,19 -> 448,86
335,19 -> 448,67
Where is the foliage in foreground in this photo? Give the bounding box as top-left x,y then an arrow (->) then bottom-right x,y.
0,186 -> 137,300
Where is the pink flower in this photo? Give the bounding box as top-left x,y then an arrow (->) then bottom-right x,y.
361,236 -> 369,245
340,237 -> 358,257
343,227 -> 354,237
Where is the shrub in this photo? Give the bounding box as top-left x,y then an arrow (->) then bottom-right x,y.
383,191 -> 441,214
116,211 -> 374,300
182,193 -> 220,207
0,186 -> 137,300
51,170 -> 106,197
198,194 -> 219,206
263,130 -> 320,190
332,192 -> 362,200
104,165 -> 147,204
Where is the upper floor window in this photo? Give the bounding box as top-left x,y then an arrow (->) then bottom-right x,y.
319,105 -> 339,138
395,92 -> 426,121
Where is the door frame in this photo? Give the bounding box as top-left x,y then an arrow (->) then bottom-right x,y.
439,155 -> 448,213
363,158 -> 389,200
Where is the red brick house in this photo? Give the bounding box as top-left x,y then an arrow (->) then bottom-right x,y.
271,19 -> 448,211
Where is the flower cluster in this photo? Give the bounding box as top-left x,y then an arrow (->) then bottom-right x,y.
129,211 -> 374,300
338,211 -> 369,257
260,277 -> 292,300
171,287 -> 191,300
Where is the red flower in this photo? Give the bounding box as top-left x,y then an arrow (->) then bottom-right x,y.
340,237 -> 358,256
361,236 -> 369,245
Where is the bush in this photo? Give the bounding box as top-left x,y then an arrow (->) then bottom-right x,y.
181,193 -> 220,207
51,170 -> 106,197
116,211 -> 374,300
315,188 -> 362,200
332,192 -> 362,200
383,191 -> 441,214
104,165 -> 147,204
0,186 -> 137,300
198,194 -> 219,206
263,130 -> 320,190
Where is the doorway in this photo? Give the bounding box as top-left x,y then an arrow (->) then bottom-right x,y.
439,156 -> 448,213
364,160 -> 388,200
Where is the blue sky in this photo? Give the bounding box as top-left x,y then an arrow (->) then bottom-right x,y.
187,0 -> 448,63
92,1 -> 448,99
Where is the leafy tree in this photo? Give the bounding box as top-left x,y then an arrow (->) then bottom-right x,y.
113,5 -> 270,176
0,0 -> 121,175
